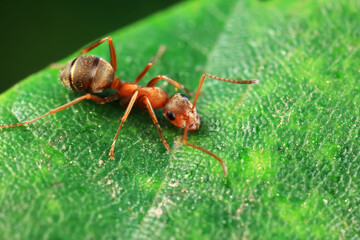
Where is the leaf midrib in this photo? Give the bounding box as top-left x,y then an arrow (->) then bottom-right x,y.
133,1 -> 241,237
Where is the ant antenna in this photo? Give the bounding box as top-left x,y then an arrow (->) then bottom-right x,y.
183,73 -> 259,177
183,124 -> 228,177
192,74 -> 259,111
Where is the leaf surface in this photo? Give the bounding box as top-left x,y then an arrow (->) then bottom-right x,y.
0,0 -> 359,239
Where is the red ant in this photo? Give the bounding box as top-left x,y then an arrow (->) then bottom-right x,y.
0,37 -> 258,177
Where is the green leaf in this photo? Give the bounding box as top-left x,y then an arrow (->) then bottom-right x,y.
1,0 -> 359,239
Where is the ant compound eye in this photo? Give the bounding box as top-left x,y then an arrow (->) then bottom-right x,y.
180,93 -> 189,100
167,111 -> 176,121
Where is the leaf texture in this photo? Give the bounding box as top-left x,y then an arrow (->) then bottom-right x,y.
0,0 -> 359,239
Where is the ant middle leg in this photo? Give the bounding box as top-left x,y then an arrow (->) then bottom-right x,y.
79,37 -> 117,73
133,46 -> 167,84
146,75 -> 193,96
109,90 -> 139,159
0,93 -> 120,130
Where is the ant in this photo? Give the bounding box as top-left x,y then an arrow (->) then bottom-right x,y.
0,37 -> 258,177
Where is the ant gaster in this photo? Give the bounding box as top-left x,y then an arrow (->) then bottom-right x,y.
0,37 -> 259,177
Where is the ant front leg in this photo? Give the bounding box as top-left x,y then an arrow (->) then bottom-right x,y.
80,37 -> 117,73
0,93 -> 120,130
140,96 -> 170,152
133,46 -> 167,84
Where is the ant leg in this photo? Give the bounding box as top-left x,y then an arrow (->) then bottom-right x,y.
191,74 -> 259,111
0,93 -> 120,130
182,124 -> 228,177
141,96 -> 170,151
133,46 -> 166,84
146,75 -> 193,96
49,62 -> 65,69
79,37 -> 117,73
109,90 -> 139,159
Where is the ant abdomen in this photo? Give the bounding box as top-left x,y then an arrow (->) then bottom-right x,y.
60,55 -> 114,93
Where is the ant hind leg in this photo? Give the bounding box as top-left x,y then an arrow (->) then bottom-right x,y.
79,37 -> 117,73
0,94 -> 119,130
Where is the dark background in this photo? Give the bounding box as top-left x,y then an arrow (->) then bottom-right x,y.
0,0 -> 182,94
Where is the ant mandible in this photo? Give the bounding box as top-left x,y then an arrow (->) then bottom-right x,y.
0,37 -> 259,177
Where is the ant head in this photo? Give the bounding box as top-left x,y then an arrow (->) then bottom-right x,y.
163,93 -> 200,131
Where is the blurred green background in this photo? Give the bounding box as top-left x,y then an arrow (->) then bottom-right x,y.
0,0 -> 182,94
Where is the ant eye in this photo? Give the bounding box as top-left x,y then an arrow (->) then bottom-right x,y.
167,111 -> 176,121
180,93 -> 189,100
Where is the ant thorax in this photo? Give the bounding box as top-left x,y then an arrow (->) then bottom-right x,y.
163,93 -> 200,131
